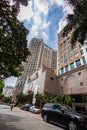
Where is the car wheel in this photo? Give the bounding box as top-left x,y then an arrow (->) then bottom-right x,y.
43,115 -> 49,122
68,121 -> 78,130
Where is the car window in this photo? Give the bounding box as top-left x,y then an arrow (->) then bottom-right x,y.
53,105 -> 62,110
63,105 -> 73,112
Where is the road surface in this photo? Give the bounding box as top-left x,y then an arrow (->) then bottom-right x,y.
0,104 -> 65,130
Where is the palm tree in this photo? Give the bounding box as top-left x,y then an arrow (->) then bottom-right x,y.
63,0 -> 87,47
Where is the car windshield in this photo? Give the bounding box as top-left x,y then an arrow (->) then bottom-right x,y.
63,105 -> 73,112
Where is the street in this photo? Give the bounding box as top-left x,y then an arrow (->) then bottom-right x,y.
0,104 -> 65,130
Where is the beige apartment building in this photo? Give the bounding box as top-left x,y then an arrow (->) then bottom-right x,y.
58,64 -> 87,95
57,30 -> 87,75
57,30 -> 87,98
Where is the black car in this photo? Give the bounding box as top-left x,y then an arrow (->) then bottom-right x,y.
20,103 -> 31,111
41,103 -> 87,130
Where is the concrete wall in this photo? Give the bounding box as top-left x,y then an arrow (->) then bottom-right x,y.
58,65 -> 87,95
23,66 -> 59,95
44,71 -> 59,95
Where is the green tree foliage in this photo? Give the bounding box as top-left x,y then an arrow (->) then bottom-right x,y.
35,94 -> 75,109
0,0 -> 30,79
0,93 -> 4,100
0,80 -> 4,94
11,0 -> 30,15
82,95 -> 87,103
16,91 -> 33,105
63,0 -> 87,47
2,96 -> 12,103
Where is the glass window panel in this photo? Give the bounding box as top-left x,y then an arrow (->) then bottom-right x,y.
69,56 -> 73,60
82,57 -> 86,64
80,50 -> 84,54
76,60 -> 81,67
73,47 -> 77,51
70,63 -> 74,70
86,48 -> 87,52
61,68 -> 64,74
65,65 -> 69,72
74,53 -> 78,57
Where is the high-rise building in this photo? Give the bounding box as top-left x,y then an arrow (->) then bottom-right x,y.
57,30 -> 87,75
16,38 -> 57,87
3,86 -> 15,97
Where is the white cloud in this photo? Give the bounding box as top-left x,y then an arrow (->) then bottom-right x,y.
41,20 -> 50,30
17,1 -> 34,22
58,17 -> 67,33
57,0 -> 73,32
42,32 -> 49,42
17,0 -> 73,40
34,0 -> 49,16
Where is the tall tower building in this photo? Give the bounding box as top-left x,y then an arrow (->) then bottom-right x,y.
57,30 -> 87,75
17,38 -> 57,87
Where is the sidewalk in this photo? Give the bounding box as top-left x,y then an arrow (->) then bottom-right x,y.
14,107 -> 42,120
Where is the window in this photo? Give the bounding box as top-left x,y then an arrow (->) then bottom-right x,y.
68,46 -> 71,50
81,50 -> 84,54
64,59 -> 67,63
78,72 -> 81,75
60,62 -> 63,65
64,54 -> 67,58
82,57 -> 86,64
58,70 -> 60,75
60,56 -> 63,60
61,68 -> 64,74
84,43 -> 87,46
74,53 -> 78,57
50,77 -> 54,80
64,49 -> 66,52
68,51 -> 72,55
73,47 -> 77,51
65,65 -> 69,72
53,105 -> 61,110
86,48 -> 87,52
80,82 -> 83,86
70,63 -> 74,70
64,44 -> 66,48
69,56 -> 73,60
76,60 -> 81,67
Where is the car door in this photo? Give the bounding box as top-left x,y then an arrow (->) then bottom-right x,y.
44,106 -> 55,122
53,104 -> 63,124
55,105 -> 72,127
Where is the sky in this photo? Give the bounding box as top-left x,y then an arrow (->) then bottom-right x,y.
5,0 -> 73,87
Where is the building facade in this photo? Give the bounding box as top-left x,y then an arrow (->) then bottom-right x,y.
13,38 -> 57,99
23,66 -> 59,95
58,64 -> 87,96
3,86 -> 15,97
17,38 -> 57,87
57,30 -> 87,75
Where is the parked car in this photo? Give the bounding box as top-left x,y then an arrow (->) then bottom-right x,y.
41,103 -> 87,130
29,106 -> 40,114
20,103 -> 31,111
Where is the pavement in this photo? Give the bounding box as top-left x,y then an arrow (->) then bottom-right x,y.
14,107 -> 42,120
0,104 -> 64,130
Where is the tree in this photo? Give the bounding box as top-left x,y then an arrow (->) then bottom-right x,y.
10,0 -> 30,15
63,0 -> 87,47
0,80 -> 4,94
0,0 -> 30,79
